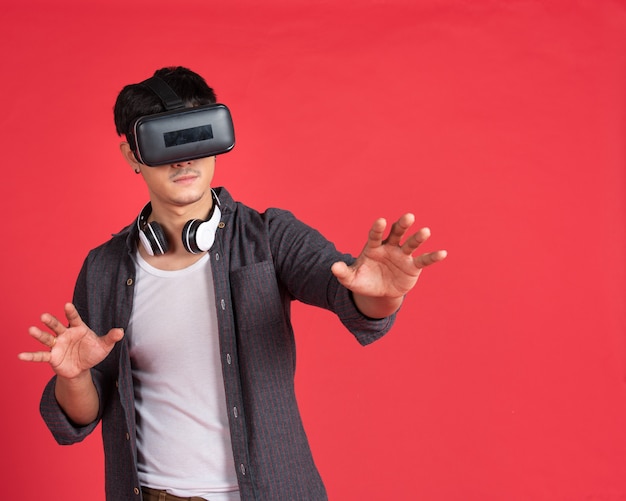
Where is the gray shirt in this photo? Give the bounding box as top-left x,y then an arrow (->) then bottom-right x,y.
40,187 -> 396,500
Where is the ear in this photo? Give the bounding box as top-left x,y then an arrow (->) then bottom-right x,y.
120,142 -> 142,174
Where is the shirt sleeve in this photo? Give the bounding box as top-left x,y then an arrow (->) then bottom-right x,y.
40,376 -> 101,445
39,255 -> 108,444
266,208 -> 396,346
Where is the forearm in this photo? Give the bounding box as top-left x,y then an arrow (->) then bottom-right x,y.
352,293 -> 404,320
54,370 -> 100,426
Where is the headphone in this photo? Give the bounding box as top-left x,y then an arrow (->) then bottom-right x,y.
137,190 -> 222,256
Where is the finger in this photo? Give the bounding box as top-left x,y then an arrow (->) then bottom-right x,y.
27,325 -> 57,347
366,218 -> 387,249
331,261 -> 351,280
384,213 -> 415,247
64,303 -> 84,328
40,312 -> 67,337
103,328 -> 125,346
401,227 -> 431,255
414,249 -> 448,269
17,351 -> 52,363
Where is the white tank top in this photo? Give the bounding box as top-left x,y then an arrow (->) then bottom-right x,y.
127,251 -> 240,500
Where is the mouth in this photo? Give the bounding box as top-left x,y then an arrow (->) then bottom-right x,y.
171,169 -> 200,184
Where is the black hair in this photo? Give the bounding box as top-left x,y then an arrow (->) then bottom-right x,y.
113,66 -> 217,139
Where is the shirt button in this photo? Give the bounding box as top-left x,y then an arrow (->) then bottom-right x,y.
240,464 -> 246,476
233,407 -> 239,418
218,222 -> 225,229
134,487 -> 140,495
220,299 -> 226,310
125,433 -> 130,441
126,278 -> 133,286
226,354 -> 232,365
215,253 -> 220,261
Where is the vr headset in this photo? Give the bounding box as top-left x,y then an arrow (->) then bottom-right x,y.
129,76 -> 235,166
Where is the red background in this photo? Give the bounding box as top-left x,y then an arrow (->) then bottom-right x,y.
2,1 -> 625,500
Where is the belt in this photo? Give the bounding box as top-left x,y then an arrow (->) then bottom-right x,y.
141,486 -> 208,501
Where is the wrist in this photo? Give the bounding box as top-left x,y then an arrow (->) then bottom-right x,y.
353,293 -> 403,319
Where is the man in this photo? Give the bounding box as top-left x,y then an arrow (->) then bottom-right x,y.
19,66 -> 447,501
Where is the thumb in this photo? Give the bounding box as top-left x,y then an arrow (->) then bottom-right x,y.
331,261 -> 351,280
103,328 -> 125,346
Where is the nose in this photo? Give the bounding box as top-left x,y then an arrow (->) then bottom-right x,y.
171,160 -> 192,168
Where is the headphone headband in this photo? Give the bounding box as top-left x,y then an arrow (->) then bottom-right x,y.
137,190 -> 221,256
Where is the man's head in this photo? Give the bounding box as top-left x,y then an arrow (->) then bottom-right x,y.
114,66 -> 217,142
116,67 -> 221,212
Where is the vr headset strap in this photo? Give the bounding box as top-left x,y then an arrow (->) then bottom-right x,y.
141,76 -> 185,110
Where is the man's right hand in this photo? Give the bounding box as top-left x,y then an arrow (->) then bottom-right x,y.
18,302 -> 124,378
18,303 -> 124,425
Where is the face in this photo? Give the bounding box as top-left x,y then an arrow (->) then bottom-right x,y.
120,142 -> 216,211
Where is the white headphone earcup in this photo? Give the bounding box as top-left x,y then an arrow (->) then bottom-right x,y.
182,205 -> 221,254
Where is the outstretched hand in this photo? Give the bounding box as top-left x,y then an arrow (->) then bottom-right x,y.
331,213 -> 447,318
18,303 -> 124,379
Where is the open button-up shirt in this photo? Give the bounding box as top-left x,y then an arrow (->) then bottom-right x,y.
40,187 -> 396,500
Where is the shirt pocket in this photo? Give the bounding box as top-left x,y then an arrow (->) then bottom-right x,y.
229,260 -> 284,331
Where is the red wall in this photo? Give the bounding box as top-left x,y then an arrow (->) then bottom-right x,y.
3,1 -> 625,500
